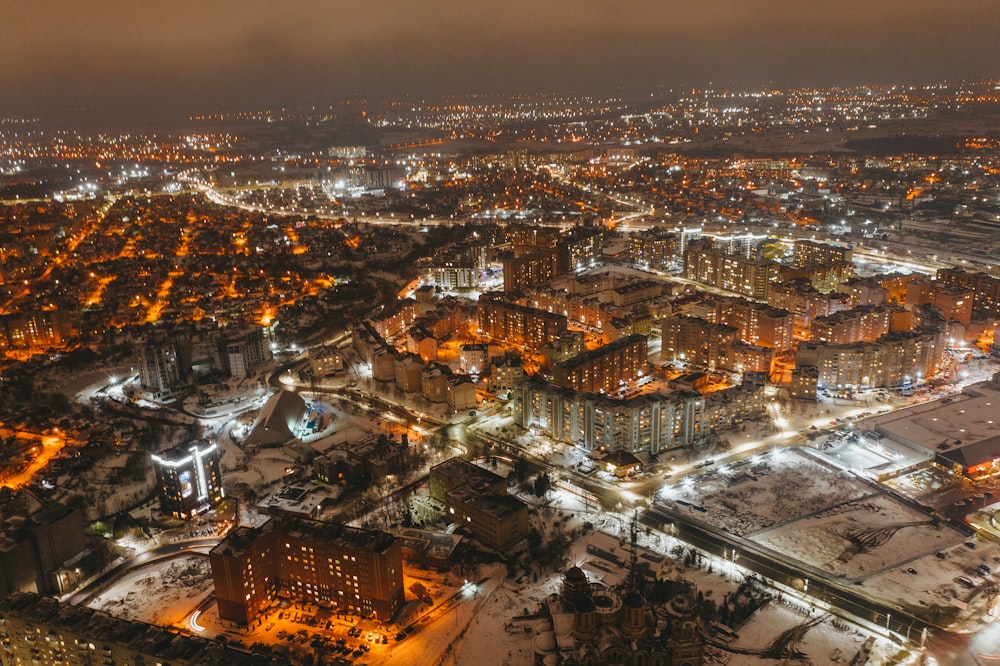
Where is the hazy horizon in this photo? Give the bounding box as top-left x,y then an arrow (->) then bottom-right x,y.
3,1 -> 1000,129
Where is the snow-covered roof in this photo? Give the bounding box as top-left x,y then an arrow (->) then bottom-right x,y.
874,377 -> 1000,466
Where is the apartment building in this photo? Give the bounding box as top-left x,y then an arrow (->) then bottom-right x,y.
210,518 -> 404,625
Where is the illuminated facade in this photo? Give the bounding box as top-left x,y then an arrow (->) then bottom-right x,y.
551,334 -> 648,394
368,299 -> 419,339
503,248 -> 560,293
905,279 -> 974,326
768,279 -> 850,334
795,341 -> 886,391
516,378 -> 707,453
843,272 -> 920,307
661,315 -> 737,371
560,227 -> 604,272
432,242 -> 487,291
683,239 -> 780,300
778,261 -> 853,293
540,331 -> 586,367
791,239 -> 853,267
219,325 -> 270,378
717,298 -> 793,350
435,261 -> 478,290
490,351 -> 525,399
937,267 -> 1000,317
628,228 -> 678,269
809,305 -> 892,344
478,293 -> 568,350
151,441 -> 224,519
309,345 -> 345,377
0,310 -> 78,353
210,518 -> 404,625
459,343 -> 489,375
526,284 -> 653,345
793,326 -> 946,392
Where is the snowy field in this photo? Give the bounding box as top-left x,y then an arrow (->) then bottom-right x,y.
660,448 -> 874,536
752,494 -> 967,580
86,555 -> 212,625
653,444 -> 1000,631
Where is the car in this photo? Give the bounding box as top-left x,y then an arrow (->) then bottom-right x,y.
353,649 -> 365,657
360,644 -> 371,652
965,541 -> 977,549
936,552 -> 947,559
956,576 -> 975,588
381,634 -> 388,644
906,568 -> 918,574
395,632 -> 407,641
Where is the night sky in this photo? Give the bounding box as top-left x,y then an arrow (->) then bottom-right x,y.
3,1 -> 1000,125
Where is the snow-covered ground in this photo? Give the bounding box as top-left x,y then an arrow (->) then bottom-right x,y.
753,494 -> 965,580
860,539 -> 1000,632
444,503 -> 904,666
659,448 -> 873,536
655,443 -> 1000,632
86,555 -> 212,626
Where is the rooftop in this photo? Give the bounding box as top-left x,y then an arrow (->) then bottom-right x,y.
211,517 -> 397,559
873,375 -> 1000,461
431,457 -> 505,491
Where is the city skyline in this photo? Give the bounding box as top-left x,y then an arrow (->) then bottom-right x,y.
3,1 -> 1000,126
4,5 -> 1000,664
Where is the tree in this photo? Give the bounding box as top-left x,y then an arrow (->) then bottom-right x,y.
532,472 -> 551,496
48,392 -> 72,414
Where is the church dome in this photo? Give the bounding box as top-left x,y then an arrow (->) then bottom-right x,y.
624,590 -> 644,609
